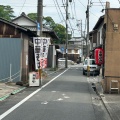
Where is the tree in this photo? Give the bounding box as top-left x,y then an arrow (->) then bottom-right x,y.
0,5 -> 15,20
53,23 -> 66,44
27,13 -> 71,43
43,16 -> 55,28
53,23 -> 72,44
27,13 -> 37,21
43,16 -> 71,44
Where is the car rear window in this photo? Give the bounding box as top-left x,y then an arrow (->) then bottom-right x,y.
84,59 -> 96,65
90,60 -> 95,65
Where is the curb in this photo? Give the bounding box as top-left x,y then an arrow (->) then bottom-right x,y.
99,93 -> 119,120
95,84 -> 114,120
0,87 -> 26,101
0,94 -> 11,101
11,87 -> 26,95
99,94 -> 113,120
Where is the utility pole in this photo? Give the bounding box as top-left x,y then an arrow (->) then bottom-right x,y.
86,0 -> 90,76
80,20 -> 82,37
87,0 -> 89,57
37,0 -> 43,37
65,0 -> 68,68
37,0 -> 43,86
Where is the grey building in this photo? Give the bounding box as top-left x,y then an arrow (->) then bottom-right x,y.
0,18 -> 36,84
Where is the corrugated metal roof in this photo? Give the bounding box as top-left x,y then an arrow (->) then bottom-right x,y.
56,44 -> 81,49
23,26 -> 52,32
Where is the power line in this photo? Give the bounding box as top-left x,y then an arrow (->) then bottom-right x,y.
98,0 -> 104,9
53,0 -> 75,37
77,0 -> 98,18
61,0 -> 75,37
70,2 -> 79,37
18,0 -> 27,15
70,0 -> 84,37
54,0 -> 66,23
77,0 -> 86,8
69,1 -> 81,36
69,2 -> 74,19
53,0 -> 63,23
73,0 -> 78,20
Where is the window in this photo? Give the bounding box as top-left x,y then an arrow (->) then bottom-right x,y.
90,60 -> 95,65
74,49 -> 78,53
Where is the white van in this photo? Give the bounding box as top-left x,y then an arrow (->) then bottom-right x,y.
83,58 -> 100,75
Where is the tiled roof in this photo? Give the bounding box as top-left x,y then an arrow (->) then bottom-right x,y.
23,26 -> 52,32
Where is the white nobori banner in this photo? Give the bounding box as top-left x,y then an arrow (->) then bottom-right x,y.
33,37 -> 50,70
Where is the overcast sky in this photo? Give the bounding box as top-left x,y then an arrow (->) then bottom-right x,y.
1,0 -> 120,37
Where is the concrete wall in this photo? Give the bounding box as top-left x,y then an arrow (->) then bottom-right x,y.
104,9 -> 120,92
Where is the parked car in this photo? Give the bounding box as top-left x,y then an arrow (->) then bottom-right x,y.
83,58 -> 100,75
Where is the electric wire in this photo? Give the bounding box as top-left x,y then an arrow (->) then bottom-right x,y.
69,2 -> 74,19
69,1 -> 77,36
54,0 -> 66,23
54,0 -> 75,37
61,0 -> 75,37
73,0 -> 78,20
53,0 -> 63,24
70,0 -> 81,36
77,0 -> 98,18
99,0 -> 104,9
18,0 -> 27,16
70,3 -> 79,37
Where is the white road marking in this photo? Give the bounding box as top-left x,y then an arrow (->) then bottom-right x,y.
64,96 -> 70,99
57,98 -> 63,101
0,68 -> 69,120
51,91 -> 56,93
41,101 -> 48,105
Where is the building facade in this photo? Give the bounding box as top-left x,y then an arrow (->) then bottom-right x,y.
0,18 -> 36,84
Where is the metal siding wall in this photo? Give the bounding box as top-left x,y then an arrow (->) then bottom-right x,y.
0,38 -> 21,82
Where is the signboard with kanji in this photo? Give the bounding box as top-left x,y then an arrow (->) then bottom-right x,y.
33,37 -> 50,70
29,72 -> 39,86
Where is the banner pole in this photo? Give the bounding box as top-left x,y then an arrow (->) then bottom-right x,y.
38,68 -> 42,86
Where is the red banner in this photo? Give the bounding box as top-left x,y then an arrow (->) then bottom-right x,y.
94,48 -> 104,65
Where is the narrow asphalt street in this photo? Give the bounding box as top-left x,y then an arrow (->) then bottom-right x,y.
0,66 -> 111,120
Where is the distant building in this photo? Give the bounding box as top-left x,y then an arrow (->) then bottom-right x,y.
68,37 -> 86,62
56,37 -> 86,63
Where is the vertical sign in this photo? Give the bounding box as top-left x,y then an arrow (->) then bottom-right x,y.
33,37 -> 50,70
40,38 -> 50,68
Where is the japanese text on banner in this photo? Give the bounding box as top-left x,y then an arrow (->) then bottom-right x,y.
33,37 -> 50,69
